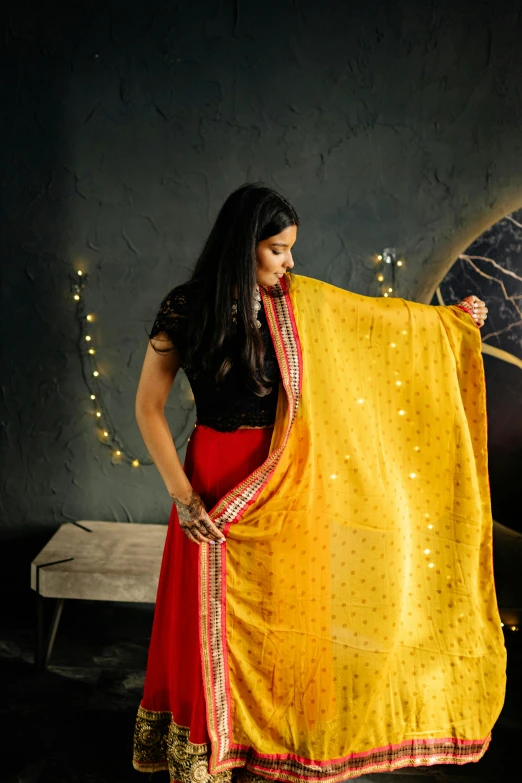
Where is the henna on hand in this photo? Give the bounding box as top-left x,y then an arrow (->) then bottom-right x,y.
175,488 -> 205,523
172,489 -> 226,545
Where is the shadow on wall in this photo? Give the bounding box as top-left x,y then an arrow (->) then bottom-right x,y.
430,208 -> 522,535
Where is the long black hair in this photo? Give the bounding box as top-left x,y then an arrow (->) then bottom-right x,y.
150,182 -> 300,396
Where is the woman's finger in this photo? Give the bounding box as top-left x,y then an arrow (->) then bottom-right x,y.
195,521 -> 221,544
199,514 -> 226,542
460,297 -> 488,326
179,518 -> 207,544
465,295 -> 485,307
183,527 -> 201,545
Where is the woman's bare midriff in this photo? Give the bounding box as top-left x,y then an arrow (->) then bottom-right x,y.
237,424 -> 274,430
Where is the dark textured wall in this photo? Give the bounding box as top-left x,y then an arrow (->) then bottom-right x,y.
3,0 -> 522,571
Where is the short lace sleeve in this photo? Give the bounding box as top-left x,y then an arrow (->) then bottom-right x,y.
149,284 -> 190,354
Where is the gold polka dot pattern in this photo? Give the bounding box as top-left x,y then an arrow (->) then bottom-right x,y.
203,273 -> 507,779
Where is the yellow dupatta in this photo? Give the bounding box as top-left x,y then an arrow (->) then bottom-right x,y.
200,272 -> 506,780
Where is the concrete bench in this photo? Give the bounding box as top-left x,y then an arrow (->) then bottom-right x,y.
30,520 -> 168,669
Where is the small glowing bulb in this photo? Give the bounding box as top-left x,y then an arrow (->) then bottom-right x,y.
396,381 -> 402,386
86,314 -> 93,321
90,394 -> 96,400
390,342 -> 396,347
116,450 -> 121,456
500,622 -> 504,627
388,287 -> 393,292
74,294 -> 80,301
132,459 -> 139,467
93,370 -> 99,377
85,335 -> 91,341
424,549 -> 430,555
398,410 -> 405,416
409,472 -> 416,479
511,626 -> 518,631
357,398 -> 364,404
96,411 -> 102,417
103,431 -> 108,437
77,270 -> 83,276
414,446 -> 420,451
397,260 -> 403,267
402,330 -> 407,335
428,563 -> 434,568
424,513 -> 430,518
377,254 -> 382,260
428,524 -> 433,529
345,455 -> 350,460
330,474 -> 337,479
377,274 -> 384,282
384,292 -> 389,297
88,349 -> 95,355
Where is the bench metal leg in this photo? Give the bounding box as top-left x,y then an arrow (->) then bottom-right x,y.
35,596 -> 65,670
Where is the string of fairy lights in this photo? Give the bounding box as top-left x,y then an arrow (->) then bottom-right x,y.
71,267 -> 154,468
375,246 -> 403,295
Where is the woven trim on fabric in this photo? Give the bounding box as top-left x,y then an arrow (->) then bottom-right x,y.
230,735 -> 491,781
200,276 -> 303,767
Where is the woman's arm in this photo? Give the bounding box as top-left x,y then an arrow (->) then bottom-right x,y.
135,334 -> 225,544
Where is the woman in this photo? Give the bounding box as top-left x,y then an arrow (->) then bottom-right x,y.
132,183 -> 505,782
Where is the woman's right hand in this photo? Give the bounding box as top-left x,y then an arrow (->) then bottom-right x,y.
172,488 -> 226,545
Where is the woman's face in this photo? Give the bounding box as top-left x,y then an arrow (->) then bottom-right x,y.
256,224 -> 297,287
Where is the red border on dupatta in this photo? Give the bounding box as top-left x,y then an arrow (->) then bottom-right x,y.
199,274 -> 302,770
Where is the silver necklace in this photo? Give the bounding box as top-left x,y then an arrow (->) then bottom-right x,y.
231,284 -> 262,328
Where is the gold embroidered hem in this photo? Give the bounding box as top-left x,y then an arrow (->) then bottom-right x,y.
133,705 -> 233,783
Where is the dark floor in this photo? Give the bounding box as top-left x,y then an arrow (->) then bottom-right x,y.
0,595 -> 520,783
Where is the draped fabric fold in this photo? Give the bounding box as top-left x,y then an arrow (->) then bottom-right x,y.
199,272 -> 506,780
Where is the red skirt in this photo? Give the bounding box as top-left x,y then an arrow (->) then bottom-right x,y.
139,422 -> 274,744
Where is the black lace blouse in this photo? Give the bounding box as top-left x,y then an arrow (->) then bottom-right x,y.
149,283 -> 282,432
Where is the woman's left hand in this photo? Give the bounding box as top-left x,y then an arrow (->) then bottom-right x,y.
456,295 -> 488,328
